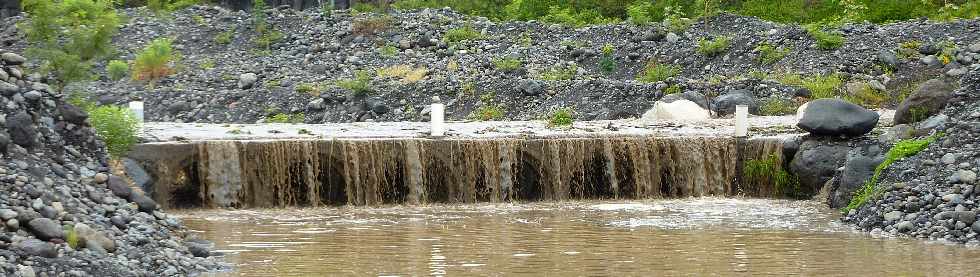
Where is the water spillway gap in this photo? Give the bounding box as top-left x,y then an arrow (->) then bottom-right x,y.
126,136 -> 793,209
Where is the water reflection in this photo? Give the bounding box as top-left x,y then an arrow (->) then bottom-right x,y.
180,198 -> 980,276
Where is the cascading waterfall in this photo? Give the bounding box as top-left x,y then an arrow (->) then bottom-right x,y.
129,136 -> 791,208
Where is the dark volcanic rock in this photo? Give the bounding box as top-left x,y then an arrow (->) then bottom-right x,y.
58,103 -> 89,125
107,176 -> 133,199
894,79 -> 953,124
27,218 -> 64,241
13,239 -> 57,258
132,193 -> 159,213
5,111 -> 37,148
798,99 -> 879,137
829,144 -> 885,208
790,139 -> 850,193
711,90 -> 757,116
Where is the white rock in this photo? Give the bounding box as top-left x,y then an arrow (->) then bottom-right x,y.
639,99 -> 710,122
795,102 -> 810,121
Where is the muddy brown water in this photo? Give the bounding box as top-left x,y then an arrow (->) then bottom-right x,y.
180,198 -> 980,276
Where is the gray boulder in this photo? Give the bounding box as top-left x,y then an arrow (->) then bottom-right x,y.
107,176 -> 132,199
0,80 -> 18,96
238,73 -> 258,89
185,239 -> 214,258
13,239 -> 57,258
829,145 -> 884,208
58,103 -> 88,125
517,79 -> 546,96
132,193 -> 158,213
5,111 -> 36,148
710,90 -> 757,116
895,79 -> 953,124
790,139 -> 850,193
0,130 -> 8,154
1,52 -> 26,65
877,49 -> 899,69
27,218 -> 63,241
797,99 -> 879,137
74,223 -> 116,253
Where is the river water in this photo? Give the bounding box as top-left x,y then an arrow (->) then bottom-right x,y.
179,198 -> 980,276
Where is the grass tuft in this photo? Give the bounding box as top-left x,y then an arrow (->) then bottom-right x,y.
845,134 -> 941,212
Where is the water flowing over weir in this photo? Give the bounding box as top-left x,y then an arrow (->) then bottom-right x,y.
125,135 -> 791,209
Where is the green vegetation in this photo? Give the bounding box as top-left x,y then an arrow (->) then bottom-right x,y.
547,107 -> 575,128
442,25 -> 484,44
599,43 -> 616,74
755,42 -> 791,65
65,226 -> 80,249
897,40 -> 922,60
637,61 -> 681,83
296,83 -> 320,96
132,38 -> 177,83
469,92 -> 505,121
758,97 -> 797,115
88,105 -> 140,157
377,65 -> 428,84
664,84 -> 682,95
805,24 -> 845,50
267,113 -> 305,124
379,44 -> 398,57
493,57 -> 523,72
938,40 -> 957,65
778,73 -> 843,99
147,0 -> 200,14
20,0 -> 121,86
106,60 -> 129,81
539,64 -> 577,81
844,82 -> 886,109
744,154 -> 801,198
337,70 -> 373,95
214,29 -> 235,45
252,0 -> 283,49
846,134 -> 941,212
199,58 -> 215,70
697,36 -> 732,57
375,0 -> 980,28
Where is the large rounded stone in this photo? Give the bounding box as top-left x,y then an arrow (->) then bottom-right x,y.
107,176 -> 132,199
640,99 -> 711,122
828,145 -> 884,208
710,90 -> 757,116
5,111 -> 37,148
1,52 -> 26,65
58,103 -> 89,125
660,91 -> 708,109
13,239 -> 57,258
132,193 -> 158,213
797,99 -> 879,137
894,79 -> 953,124
790,139 -> 850,193
27,218 -> 63,241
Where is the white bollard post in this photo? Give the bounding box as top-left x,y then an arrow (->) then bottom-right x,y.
431,103 -> 445,137
129,101 -> 144,123
735,105 -> 748,137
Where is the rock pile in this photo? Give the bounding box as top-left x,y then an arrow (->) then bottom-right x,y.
0,51 -> 222,276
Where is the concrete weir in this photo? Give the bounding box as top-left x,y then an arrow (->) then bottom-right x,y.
126,120 -> 799,208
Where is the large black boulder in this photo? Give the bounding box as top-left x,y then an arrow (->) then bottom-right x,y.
797,99 -> 879,137
661,91 -> 709,109
828,145 -> 885,208
711,90 -> 758,116
894,79 -> 953,124
5,111 -> 36,148
790,139 -> 850,193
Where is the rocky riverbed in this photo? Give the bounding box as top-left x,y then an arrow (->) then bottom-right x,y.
0,52 -> 223,276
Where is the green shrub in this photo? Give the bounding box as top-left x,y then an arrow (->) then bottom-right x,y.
845,134 -> 941,212
21,0 -> 120,86
805,24 -> 845,50
199,58 -> 215,70
744,154 -> 801,198
106,60 -> 129,81
897,40 -> 922,60
88,105 -> 140,157
664,84 -> 682,95
637,61 -> 681,83
697,36 -> 731,57
443,25 -> 484,44
336,70 -> 373,95
758,98 -> 797,115
547,107 -> 575,128
470,104 -> 505,121
493,57 -> 523,72
65,226 -> 80,249
539,6 -> 619,27
539,64 -> 577,81
296,83 -> 319,95
663,5 -> 693,33
844,83 -> 886,109
755,42 -> 791,65
132,38 -> 177,83
379,44 -> 398,57
627,1 -> 654,24
147,0 -> 200,14
267,113 -> 305,124
214,30 -> 234,45
779,73 -> 842,99
599,43 -> 617,74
